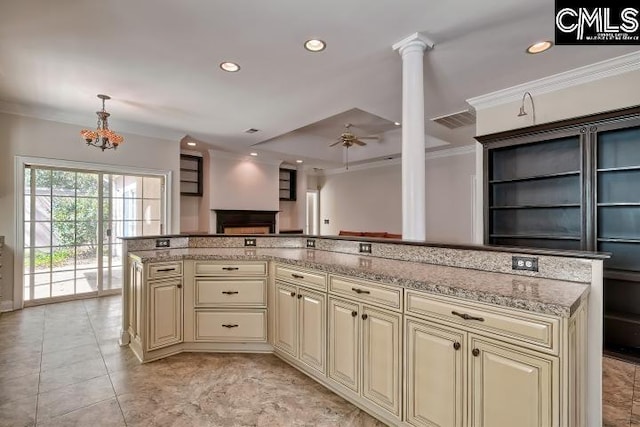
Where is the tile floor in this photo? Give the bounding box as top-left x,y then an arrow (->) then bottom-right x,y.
0,296 -> 382,426
0,295 -> 637,427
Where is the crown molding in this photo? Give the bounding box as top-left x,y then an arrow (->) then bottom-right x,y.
466,51 -> 640,111
320,144 -> 475,176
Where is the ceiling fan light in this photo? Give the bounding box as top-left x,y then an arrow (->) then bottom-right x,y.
220,61 -> 241,72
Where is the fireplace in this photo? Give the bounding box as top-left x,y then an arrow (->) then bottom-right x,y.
214,210 -> 277,234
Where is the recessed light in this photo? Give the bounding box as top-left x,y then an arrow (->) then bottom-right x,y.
304,39 -> 326,52
220,61 -> 240,72
250,152 -> 258,156
526,41 -> 553,54
186,142 -> 196,147
296,160 -> 303,163
394,122 -> 401,126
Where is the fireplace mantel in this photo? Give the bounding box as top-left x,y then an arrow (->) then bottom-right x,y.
213,210 -> 278,234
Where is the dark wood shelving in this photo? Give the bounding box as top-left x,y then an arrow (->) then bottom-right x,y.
279,168 -> 296,201
489,170 -> 580,184
180,154 -> 203,197
481,110 -> 640,362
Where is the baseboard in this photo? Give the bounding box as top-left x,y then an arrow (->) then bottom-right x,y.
0,300 -> 14,312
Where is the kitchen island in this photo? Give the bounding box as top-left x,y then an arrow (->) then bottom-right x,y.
120,235 -> 606,427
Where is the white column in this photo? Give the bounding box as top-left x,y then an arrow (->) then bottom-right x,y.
393,33 -> 433,241
296,164 -> 307,232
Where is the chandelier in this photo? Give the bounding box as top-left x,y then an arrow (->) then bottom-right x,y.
80,94 -> 124,151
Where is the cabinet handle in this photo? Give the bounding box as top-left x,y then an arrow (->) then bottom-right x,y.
222,291 -> 239,295
222,324 -> 239,328
157,268 -> 175,272
453,342 -> 461,351
297,294 -> 303,299
176,284 -> 182,289
222,267 -> 239,271
290,291 -> 296,297
472,348 -> 480,357
451,311 -> 484,322
361,313 -> 368,320
291,273 -> 304,279
351,311 -> 358,317
351,287 -> 370,295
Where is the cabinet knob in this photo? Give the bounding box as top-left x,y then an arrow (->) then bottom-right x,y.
361,314 -> 368,320
472,348 -> 480,357
351,311 -> 358,317
176,284 -> 182,289
453,342 -> 461,351
290,291 -> 296,297
297,294 -> 303,299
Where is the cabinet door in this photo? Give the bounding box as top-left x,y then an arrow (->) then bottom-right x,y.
470,337 -> 557,427
274,282 -> 298,357
405,318 -> 465,427
361,306 -> 401,416
127,260 -> 142,337
148,279 -> 182,350
298,289 -> 326,374
328,297 -> 360,392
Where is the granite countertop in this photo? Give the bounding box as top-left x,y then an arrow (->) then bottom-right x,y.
128,248 -> 590,318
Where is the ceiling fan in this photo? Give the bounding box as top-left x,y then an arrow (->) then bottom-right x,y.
329,123 -> 379,169
329,123 -> 379,148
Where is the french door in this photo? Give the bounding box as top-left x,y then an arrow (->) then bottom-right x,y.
23,166 -> 165,304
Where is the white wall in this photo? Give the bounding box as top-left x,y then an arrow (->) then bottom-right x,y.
208,151 -> 279,231
475,69 -> 640,136
318,149 -> 475,243
0,112 -> 180,306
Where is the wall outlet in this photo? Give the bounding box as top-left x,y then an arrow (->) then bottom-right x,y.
359,243 -> 372,254
155,238 -> 170,248
323,219 -> 330,225
306,239 -> 316,248
512,256 -> 538,272
244,238 -> 256,247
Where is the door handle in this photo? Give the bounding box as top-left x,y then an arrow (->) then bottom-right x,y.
361,314 -> 368,320
351,311 -> 358,317
291,274 -> 304,279
451,311 -> 484,322
351,287 -> 370,295
221,291 -> 239,295
222,324 -> 239,328
222,267 -> 239,271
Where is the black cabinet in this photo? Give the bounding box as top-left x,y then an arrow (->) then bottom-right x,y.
479,106 -> 640,360
279,168 -> 296,201
180,154 -> 203,196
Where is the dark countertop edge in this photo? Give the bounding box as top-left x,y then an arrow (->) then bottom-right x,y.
127,251 -> 589,317
119,233 -> 611,260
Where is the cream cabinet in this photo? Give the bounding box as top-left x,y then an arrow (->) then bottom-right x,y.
404,289 -> 575,427
274,280 -> 326,374
148,278 -> 183,350
328,296 -> 402,418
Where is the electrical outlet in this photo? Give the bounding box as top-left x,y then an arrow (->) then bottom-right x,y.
512,256 -> 538,272
359,243 -> 372,254
244,238 -> 256,247
323,219 -> 330,224
155,238 -> 170,248
306,239 -> 316,248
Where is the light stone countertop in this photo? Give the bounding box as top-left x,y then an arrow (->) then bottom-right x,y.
128,248 -> 590,317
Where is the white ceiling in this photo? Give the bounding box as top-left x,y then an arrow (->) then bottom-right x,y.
0,0 -> 636,168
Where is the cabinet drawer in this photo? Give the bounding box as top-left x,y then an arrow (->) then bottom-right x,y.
195,310 -> 266,342
405,291 -> 559,354
195,279 -> 266,307
329,276 -> 402,311
194,261 -> 267,276
276,264 -> 327,291
147,262 -> 182,280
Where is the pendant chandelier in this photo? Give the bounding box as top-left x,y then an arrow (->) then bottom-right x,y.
80,94 -> 124,151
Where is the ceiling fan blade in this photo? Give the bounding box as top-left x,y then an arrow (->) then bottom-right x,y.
358,135 -> 380,140
329,139 -> 343,147
353,139 -> 367,146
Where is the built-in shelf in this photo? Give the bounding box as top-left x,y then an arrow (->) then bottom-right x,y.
489,234 -> 581,240
597,165 -> 640,173
489,170 -> 580,184
598,203 -> 640,207
490,204 -> 580,209
279,168 -> 296,201
180,154 -> 203,197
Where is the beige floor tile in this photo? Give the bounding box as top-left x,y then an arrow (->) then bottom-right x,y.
0,354 -> 42,381
36,398 -> 125,427
36,375 -> 115,422
39,356 -> 107,393
42,332 -> 96,354
0,394 -> 37,427
40,343 -> 102,372
0,372 -> 39,404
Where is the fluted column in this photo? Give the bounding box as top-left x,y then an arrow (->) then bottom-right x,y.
393,33 -> 433,240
